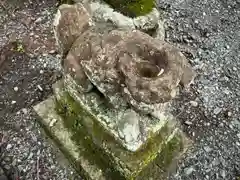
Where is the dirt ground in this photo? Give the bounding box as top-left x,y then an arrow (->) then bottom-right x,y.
0,0 -> 80,179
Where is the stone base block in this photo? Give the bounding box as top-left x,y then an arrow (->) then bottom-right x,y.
33,80 -> 191,180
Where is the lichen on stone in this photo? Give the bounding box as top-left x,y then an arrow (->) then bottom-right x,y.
103,0 -> 155,18
53,4 -> 195,117
53,81 -> 184,179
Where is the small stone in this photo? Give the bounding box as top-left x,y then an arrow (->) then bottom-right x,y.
213,107 -> 222,115
49,118 -> 57,127
190,100 -> 198,107
203,146 -> 212,152
13,86 -> 18,91
6,144 -> 12,150
4,157 -> 10,162
236,141 -> 240,146
12,159 -> 17,166
206,122 -> 210,126
40,70 -> 44,74
4,165 -> 10,170
184,120 -> 192,125
11,100 -> 16,104
184,166 -> 195,175
35,17 -> 42,23
233,67 -> 237,71
28,152 -> 34,159
220,170 -> 226,178
237,133 -> 240,139
22,108 -> 28,114
49,50 -> 55,54
37,85 -> 43,91
227,111 -> 232,117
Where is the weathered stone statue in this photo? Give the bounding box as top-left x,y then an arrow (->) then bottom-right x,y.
53,3 -> 195,116
34,2 -> 195,180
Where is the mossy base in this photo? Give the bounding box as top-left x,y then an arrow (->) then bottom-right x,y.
102,0 -> 155,17
33,80 -> 191,180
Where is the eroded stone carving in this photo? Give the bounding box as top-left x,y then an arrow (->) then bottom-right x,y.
53,3 -> 195,115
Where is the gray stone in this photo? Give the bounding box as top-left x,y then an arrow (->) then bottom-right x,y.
213,107 -> 222,115
34,92 -> 191,180
184,166 -> 195,175
117,109 -> 141,151
203,146 -> 213,153
190,100 -> 198,107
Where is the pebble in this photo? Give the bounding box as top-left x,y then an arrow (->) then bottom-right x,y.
184,166 -> 195,175
6,144 -> 12,150
14,87 -> 19,91
203,146 -> 213,153
190,100 -> 198,107
40,70 -> 44,74
4,165 -> 10,170
49,50 -> 55,54
237,133 -> 240,139
213,107 -> 222,115
227,111 -> 232,117
184,120 -> 193,125
37,85 -> 43,91
11,100 -> 16,104
22,108 -> 28,114
35,17 -> 43,23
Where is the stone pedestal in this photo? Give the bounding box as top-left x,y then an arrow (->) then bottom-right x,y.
34,78 -> 191,180
33,2 -> 194,179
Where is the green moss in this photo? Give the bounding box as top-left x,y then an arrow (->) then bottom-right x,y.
55,94 -> 125,180
35,110 -> 93,180
102,0 -> 155,17
156,134 -> 184,167
54,90 -> 182,179
136,131 -> 184,180
58,0 -> 74,5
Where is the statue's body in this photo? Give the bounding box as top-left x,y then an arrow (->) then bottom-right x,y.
54,3 -> 195,115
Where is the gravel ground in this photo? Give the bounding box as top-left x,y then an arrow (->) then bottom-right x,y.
0,0 -> 80,179
156,0 -> 240,179
0,0 -> 240,180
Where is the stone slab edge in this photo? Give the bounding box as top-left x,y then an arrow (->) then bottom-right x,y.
33,96 -> 192,180
63,74 -> 173,152
73,0 -> 165,40
33,96 -> 106,180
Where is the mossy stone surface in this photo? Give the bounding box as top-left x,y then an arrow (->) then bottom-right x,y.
102,0 -> 155,17
34,80 -> 191,180
58,0 -> 74,4
54,80 -> 188,179
34,97 -> 107,180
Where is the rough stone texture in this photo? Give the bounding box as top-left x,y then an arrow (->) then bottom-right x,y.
53,3 -> 195,115
53,3 -> 94,57
33,96 -> 106,180
33,80 -> 191,180
45,2 -> 194,179
63,74 -> 170,151
74,0 -> 164,38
